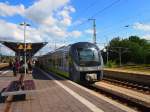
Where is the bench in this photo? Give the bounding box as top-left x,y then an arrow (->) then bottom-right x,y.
1,80 -> 36,96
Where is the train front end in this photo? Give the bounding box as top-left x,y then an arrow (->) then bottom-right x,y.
70,42 -> 103,84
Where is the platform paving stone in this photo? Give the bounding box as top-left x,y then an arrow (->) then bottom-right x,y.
59,80 -> 126,112
0,69 -> 137,112
0,70 -> 92,112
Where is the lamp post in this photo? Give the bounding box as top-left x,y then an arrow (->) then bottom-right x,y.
106,46 -> 109,64
0,44 -> 2,63
103,48 -> 109,64
20,22 -> 30,75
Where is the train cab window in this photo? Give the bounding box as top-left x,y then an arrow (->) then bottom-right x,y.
77,48 -> 99,62
76,47 -> 101,66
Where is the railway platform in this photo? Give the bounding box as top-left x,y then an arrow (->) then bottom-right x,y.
104,68 -> 150,76
0,63 -> 9,70
95,81 -> 150,108
0,68 -> 137,112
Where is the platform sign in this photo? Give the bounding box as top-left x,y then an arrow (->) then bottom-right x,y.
27,44 -> 32,50
18,44 -> 32,50
18,44 -> 23,50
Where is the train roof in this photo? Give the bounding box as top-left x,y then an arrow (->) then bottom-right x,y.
71,42 -> 98,48
38,42 -> 98,58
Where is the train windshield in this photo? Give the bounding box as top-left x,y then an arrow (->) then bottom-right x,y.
77,47 -> 100,66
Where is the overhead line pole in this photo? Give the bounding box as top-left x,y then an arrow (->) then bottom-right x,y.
70,0 -> 121,32
88,19 -> 96,44
110,47 -> 129,66
0,44 -> 1,62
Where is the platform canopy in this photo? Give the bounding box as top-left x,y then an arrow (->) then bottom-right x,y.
0,41 -> 47,57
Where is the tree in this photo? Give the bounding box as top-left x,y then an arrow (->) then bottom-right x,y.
104,36 -> 150,64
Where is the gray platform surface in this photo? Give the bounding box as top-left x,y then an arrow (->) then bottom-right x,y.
0,69 -> 137,112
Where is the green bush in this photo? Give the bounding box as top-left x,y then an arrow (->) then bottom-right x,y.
105,60 -> 117,68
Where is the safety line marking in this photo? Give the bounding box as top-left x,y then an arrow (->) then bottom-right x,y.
42,70 -> 104,112
45,70 -> 137,112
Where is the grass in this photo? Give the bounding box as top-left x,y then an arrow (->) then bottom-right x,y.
47,67 -> 70,78
104,64 -> 150,74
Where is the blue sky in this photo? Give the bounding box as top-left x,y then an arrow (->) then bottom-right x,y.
71,0 -> 150,41
0,0 -> 150,55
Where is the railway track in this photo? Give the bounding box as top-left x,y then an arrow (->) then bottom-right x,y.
41,69 -> 150,112
103,77 -> 150,94
90,84 -> 149,112
86,78 -> 150,112
50,71 -> 150,112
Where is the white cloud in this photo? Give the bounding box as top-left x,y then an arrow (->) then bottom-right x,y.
71,20 -> 82,26
23,0 -> 79,41
84,29 -> 93,34
97,44 -> 105,50
0,44 -> 15,56
0,0 -> 83,55
142,34 -> 150,40
42,16 -> 56,26
0,19 -> 43,42
0,2 -> 25,16
0,20 -> 22,41
69,30 -> 82,38
25,0 -> 69,25
0,18 -> 82,43
133,22 -> 150,32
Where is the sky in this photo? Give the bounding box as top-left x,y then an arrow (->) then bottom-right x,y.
0,0 -> 150,55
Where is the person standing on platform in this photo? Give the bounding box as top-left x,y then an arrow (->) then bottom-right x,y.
13,58 -> 20,76
12,59 -> 16,76
27,59 -> 32,74
15,58 -> 20,75
18,60 -> 28,90
9,59 -> 13,69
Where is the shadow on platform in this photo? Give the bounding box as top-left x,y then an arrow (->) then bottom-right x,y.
0,89 -> 26,103
0,88 -> 7,103
32,69 -> 52,80
12,94 -> 26,102
32,68 -> 65,81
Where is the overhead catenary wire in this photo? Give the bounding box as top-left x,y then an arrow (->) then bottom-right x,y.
72,0 -> 149,43
82,0 -> 150,37
73,0 -> 99,21
70,0 -> 122,31
99,11 -> 149,34
90,0 -> 121,18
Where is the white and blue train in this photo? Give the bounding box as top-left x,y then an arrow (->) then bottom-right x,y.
38,42 -> 103,84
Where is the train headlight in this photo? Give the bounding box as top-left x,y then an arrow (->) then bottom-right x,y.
98,66 -> 103,70
85,73 -> 97,81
